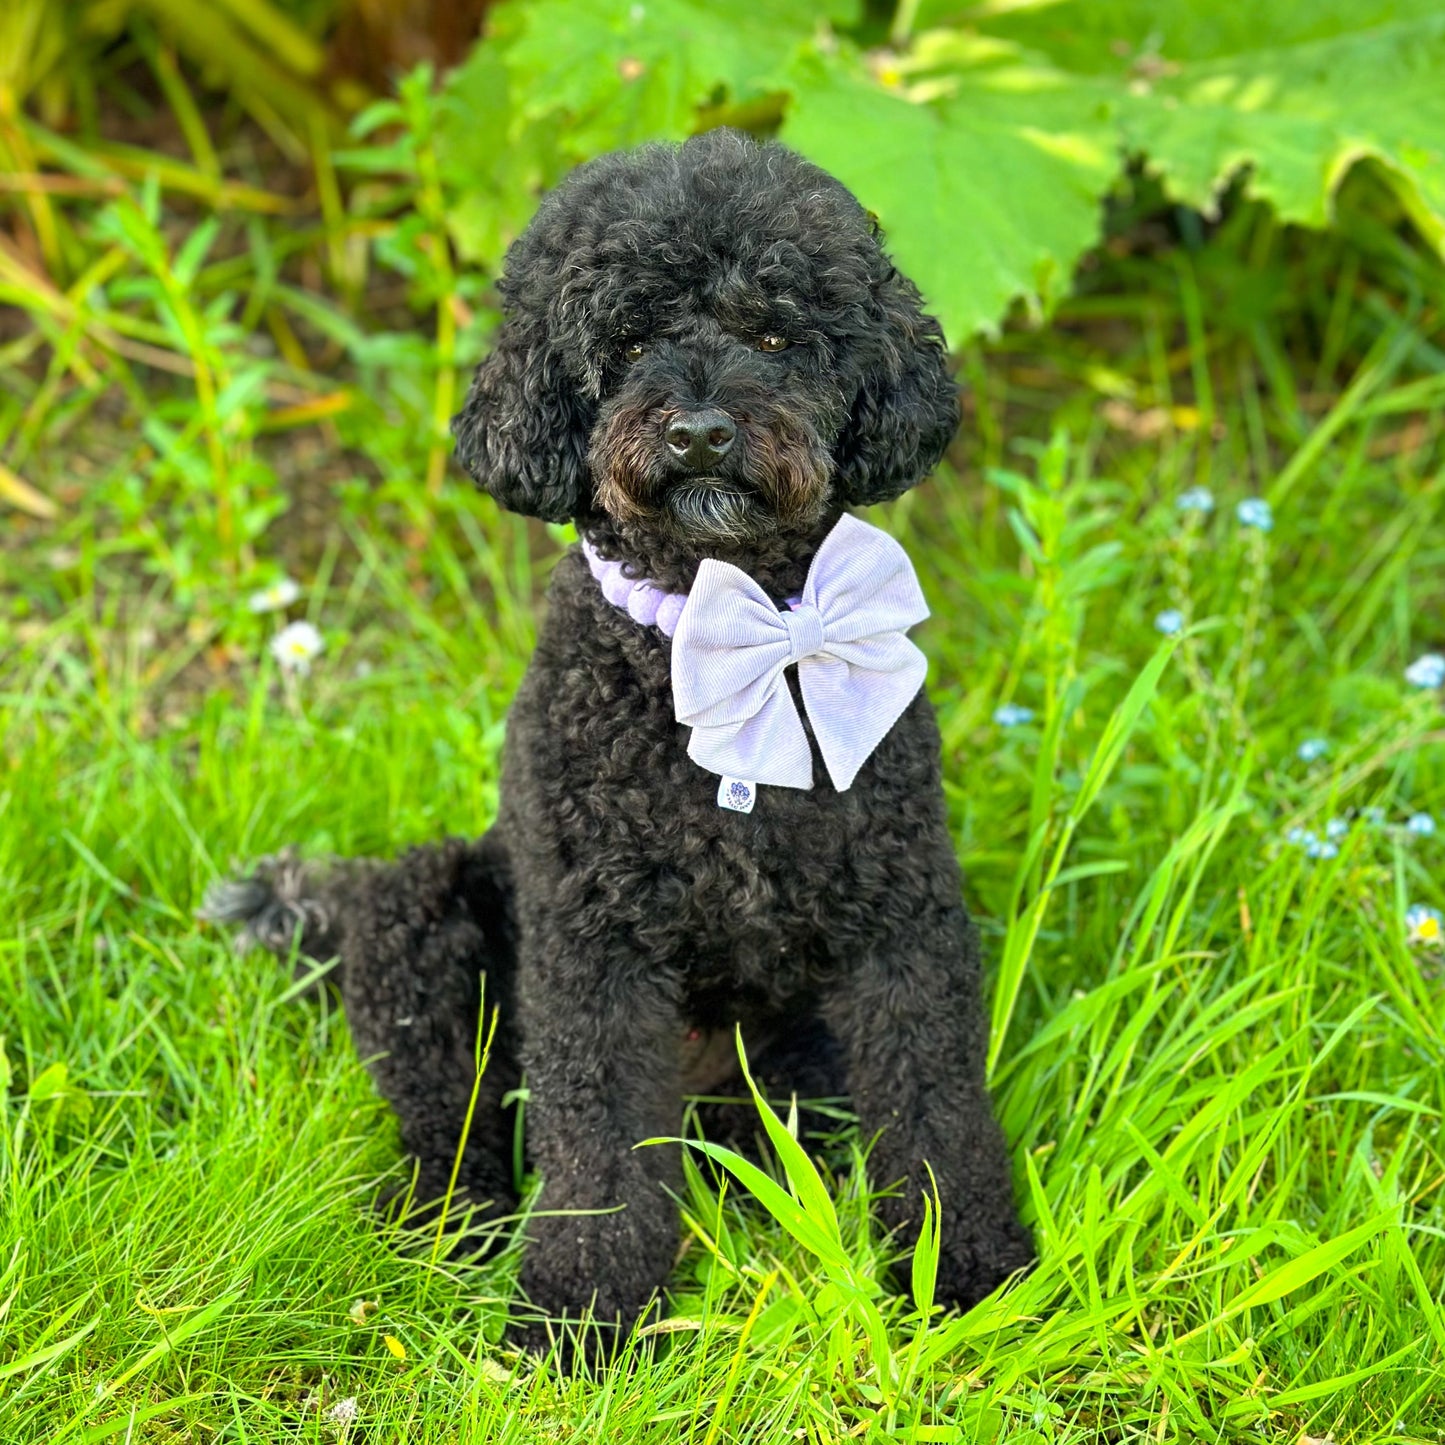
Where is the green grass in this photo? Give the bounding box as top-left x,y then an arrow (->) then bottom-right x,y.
4,135 -> 1445,1443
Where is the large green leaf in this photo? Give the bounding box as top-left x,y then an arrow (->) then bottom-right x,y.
1118,20 -> 1445,249
949,0 -> 1445,70
498,0 -> 859,151
959,2 -> 1445,249
437,42 -> 571,267
781,48 -> 1116,344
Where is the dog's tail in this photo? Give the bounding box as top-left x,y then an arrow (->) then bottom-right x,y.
200,834 -> 515,980
199,849 -> 362,968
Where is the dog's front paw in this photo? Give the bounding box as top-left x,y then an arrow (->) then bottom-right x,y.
930,1211 -> 1034,1312
507,1208 -> 673,1368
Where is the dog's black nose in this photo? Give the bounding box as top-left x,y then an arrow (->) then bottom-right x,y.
665,409 -> 736,469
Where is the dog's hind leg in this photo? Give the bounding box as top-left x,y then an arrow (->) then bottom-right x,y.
339,832 -> 521,1224
204,832 -> 521,1225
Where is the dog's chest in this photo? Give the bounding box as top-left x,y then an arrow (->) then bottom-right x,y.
531,650 -> 852,966
512,566 -> 946,993
648,778 -> 866,992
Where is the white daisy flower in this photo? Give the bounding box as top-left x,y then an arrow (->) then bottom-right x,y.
247,576 -> 302,614
1405,904 -> 1442,947
270,620 -> 324,676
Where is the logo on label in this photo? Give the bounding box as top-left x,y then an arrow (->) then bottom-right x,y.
717,776 -> 757,814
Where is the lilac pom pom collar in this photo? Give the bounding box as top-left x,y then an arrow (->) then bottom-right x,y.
582,514 -> 929,792
581,539 -> 690,637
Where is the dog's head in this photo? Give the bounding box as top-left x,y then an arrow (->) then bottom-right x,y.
452,129 -> 959,548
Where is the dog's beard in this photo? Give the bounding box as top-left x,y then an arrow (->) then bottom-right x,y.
589,400 -> 833,545
664,478 -> 768,543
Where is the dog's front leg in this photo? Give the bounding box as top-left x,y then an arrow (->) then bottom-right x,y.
510,919 -> 683,1361
823,901 -> 1033,1311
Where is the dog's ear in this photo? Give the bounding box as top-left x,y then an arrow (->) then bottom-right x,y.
833,269 -> 960,507
451,316 -> 592,522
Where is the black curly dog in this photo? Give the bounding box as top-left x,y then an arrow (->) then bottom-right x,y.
208,129 -> 1032,1357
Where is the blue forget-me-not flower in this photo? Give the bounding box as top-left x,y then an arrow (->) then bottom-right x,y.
1405,654 -> 1445,689
1236,497 -> 1273,531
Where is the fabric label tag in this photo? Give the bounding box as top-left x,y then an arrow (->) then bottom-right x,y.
717,776 -> 757,814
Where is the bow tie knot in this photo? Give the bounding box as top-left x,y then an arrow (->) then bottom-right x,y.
781,603 -> 825,663
670,513 -> 929,792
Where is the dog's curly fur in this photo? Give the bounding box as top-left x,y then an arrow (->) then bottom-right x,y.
207,128 -> 1032,1358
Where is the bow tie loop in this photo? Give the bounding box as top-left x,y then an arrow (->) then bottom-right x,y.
670,514 -> 929,792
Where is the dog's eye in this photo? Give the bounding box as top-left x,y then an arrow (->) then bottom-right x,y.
758,334 -> 790,353
624,341 -> 646,362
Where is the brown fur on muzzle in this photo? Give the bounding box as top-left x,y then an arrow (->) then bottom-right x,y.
589,402 -> 833,537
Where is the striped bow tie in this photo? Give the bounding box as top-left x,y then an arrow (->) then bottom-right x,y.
670,514 -> 929,791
